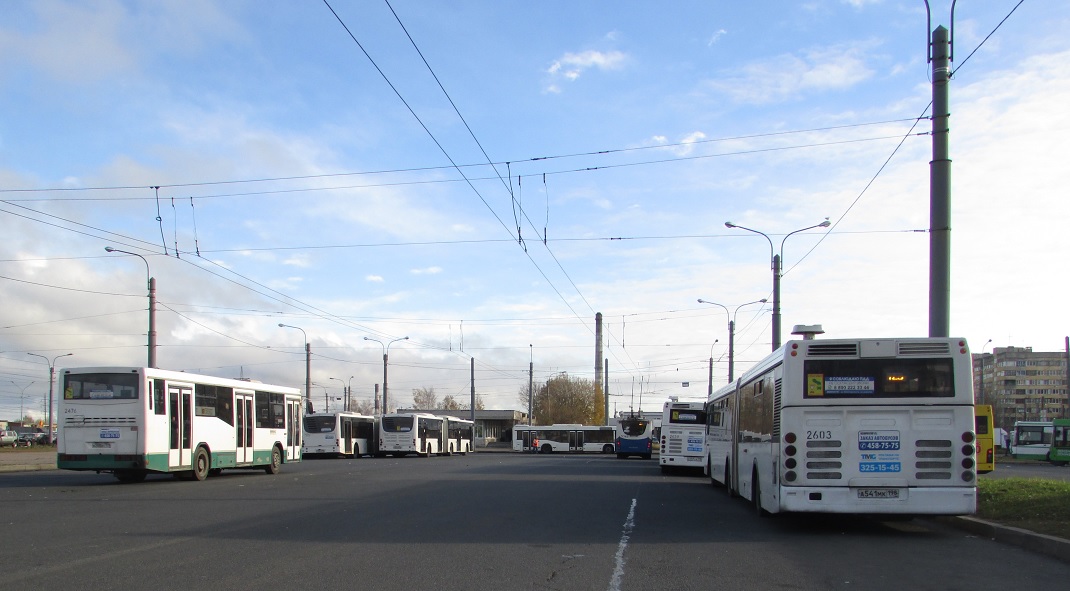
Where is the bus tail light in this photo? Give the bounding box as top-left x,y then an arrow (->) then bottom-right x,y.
961,444 -> 974,456
961,431 -> 974,443
784,471 -> 797,482
986,449 -> 993,464
961,471 -> 974,482
961,457 -> 974,469
785,457 -> 797,469
784,432 -> 797,444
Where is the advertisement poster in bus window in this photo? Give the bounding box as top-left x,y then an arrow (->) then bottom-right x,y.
806,375 -> 876,397
858,430 -> 901,473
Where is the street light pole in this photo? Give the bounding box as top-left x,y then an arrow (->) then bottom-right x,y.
697,298 -> 767,382
278,323 -> 311,411
104,247 -> 156,368
724,220 -> 830,350
979,339 -> 993,405
27,352 -> 73,444
11,380 -> 34,424
364,336 -> 409,415
329,377 -> 346,414
347,376 -> 355,412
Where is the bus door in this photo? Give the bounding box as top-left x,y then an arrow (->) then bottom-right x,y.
521,430 -> 533,451
287,399 -> 301,460
342,418 -> 353,455
168,386 -> 193,469
235,393 -> 253,464
569,430 -> 583,452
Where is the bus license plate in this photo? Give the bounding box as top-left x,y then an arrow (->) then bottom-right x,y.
857,488 -> 900,499
91,442 -> 112,449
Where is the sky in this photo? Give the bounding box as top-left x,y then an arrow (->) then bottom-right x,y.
2,0 -> 1068,422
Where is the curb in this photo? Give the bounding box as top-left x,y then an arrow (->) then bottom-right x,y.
935,515 -> 1070,564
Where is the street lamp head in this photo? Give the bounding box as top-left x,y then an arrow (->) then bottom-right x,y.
818,219 -> 831,228
724,221 -> 736,228
104,246 -> 115,253
760,298 -> 768,303
277,323 -> 285,328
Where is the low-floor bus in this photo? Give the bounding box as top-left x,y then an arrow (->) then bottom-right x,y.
303,411 -> 376,458
974,404 -> 995,473
615,415 -> 653,459
706,335 -> 977,516
512,424 -> 616,454
446,417 -> 474,455
1009,420 -> 1053,460
379,412 -> 464,457
661,398 -> 707,471
58,366 -> 303,482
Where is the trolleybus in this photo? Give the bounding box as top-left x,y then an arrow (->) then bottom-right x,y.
615,415 -> 653,459
303,411 -> 376,458
512,424 -> 616,454
1009,421 -> 1053,460
706,335 -> 977,516
661,398 -> 707,472
57,367 -> 303,482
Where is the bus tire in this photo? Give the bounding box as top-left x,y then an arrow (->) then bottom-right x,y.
603,445 -> 614,454
726,462 -> 737,498
449,443 -> 455,456
265,446 -> 282,475
540,443 -> 552,454
192,446 -> 211,481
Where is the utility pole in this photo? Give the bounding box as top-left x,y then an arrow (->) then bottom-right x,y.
929,24 -> 952,337
528,345 -> 533,425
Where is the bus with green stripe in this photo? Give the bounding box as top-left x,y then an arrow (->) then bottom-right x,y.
58,367 -> 303,482
1050,418 -> 1070,466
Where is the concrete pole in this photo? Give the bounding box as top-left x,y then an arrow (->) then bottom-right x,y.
929,25 -> 951,337
772,254 -> 782,350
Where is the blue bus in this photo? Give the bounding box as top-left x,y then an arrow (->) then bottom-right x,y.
615,416 -> 653,459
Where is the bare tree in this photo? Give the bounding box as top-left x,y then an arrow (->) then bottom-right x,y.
532,373 -> 598,424
412,386 -> 438,409
441,394 -> 461,410
351,399 -> 375,415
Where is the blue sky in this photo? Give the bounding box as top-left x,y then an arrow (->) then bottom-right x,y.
2,1 -> 1068,421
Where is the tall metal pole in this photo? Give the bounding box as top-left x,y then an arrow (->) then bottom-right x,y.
698,299 -> 766,382
929,25 -> 951,337
771,254 -> 782,350
364,336 -> 408,416
528,345 -> 533,425
470,356 -> 476,426
105,247 -> 156,368
28,352 -> 72,444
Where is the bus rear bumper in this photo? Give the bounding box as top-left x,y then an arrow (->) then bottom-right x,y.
779,485 -> 977,515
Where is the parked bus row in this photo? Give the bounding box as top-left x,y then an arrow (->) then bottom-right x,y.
694,335 -> 979,517
54,367 -> 478,484
304,411 -> 474,458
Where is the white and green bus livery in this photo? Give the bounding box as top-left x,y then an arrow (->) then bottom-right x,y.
58,367 -> 303,482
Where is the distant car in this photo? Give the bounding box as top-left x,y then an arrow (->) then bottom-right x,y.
33,433 -> 51,445
0,430 -> 17,447
17,433 -> 37,447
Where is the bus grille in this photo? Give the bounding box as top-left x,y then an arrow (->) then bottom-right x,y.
914,439 -> 953,479
806,343 -> 858,357
898,342 -> 951,355
666,440 -> 683,454
772,379 -> 783,437
805,440 -> 843,480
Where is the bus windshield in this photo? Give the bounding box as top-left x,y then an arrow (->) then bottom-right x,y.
803,358 -> 954,398
382,416 -> 414,432
63,372 -> 140,400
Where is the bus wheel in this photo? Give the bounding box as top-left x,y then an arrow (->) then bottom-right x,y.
449,444 -> 455,456
265,446 -> 282,474
541,444 -> 552,454
603,445 -> 614,454
192,447 -> 210,481
115,470 -> 146,483
726,463 -> 737,498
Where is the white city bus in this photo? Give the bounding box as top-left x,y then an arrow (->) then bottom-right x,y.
511,424 -> 616,454
706,336 -> 977,515
1008,420 -> 1053,460
660,398 -> 708,472
303,411 -> 376,458
57,367 -> 303,482
446,417 -> 474,455
378,412 -> 446,457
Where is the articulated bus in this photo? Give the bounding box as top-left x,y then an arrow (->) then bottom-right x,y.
303,411 -> 376,458
1009,421 -> 1053,460
58,367 -> 303,482
706,336 -> 977,516
974,405 -> 995,473
512,424 -> 616,454
446,417 -> 474,455
615,415 -> 653,459
661,398 -> 707,472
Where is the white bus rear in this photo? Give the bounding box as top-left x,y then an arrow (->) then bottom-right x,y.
303,411 -> 376,458
660,399 -> 707,472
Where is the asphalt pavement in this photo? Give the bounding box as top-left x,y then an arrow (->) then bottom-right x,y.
2,447 -> 1066,563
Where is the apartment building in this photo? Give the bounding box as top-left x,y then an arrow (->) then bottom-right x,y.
973,345 -> 1069,430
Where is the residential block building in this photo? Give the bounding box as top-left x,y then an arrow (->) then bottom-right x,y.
973,345 -> 1069,430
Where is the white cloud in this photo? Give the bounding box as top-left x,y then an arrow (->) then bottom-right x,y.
708,29 -> 727,46
366,275 -> 384,283
411,266 -> 442,275
545,49 -> 627,92
704,44 -> 874,104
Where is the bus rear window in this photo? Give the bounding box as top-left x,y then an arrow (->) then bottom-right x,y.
382,416 -> 413,432
804,358 -> 954,398
620,420 -> 649,436
304,415 -> 337,432
63,373 -> 140,400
